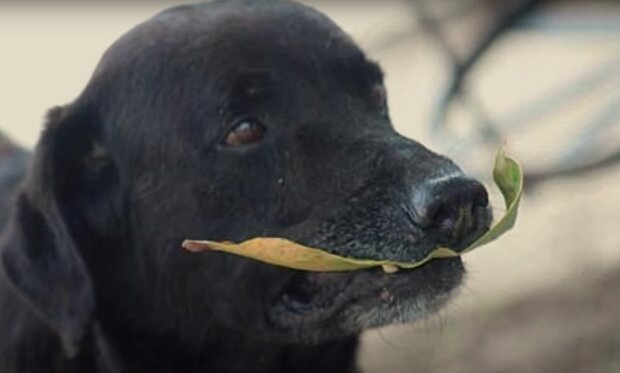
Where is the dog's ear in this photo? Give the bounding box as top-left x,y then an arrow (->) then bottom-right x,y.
0,105 -> 102,358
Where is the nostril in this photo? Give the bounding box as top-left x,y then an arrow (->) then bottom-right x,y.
435,204 -> 466,231
433,204 -> 456,231
430,201 -> 474,240
410,177 -> 489,243
472,184 -> 489,209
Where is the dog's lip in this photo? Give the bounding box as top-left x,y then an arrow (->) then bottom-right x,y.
263,206 -> 487,326
267,257 -> 464,326
271,272 -> 355,324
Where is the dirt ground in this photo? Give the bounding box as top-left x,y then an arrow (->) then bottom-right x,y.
2,1 -> 620,372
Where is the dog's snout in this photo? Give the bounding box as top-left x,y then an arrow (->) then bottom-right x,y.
411,177 -> 489,244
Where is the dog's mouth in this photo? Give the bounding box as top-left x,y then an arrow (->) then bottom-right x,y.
267,256 -> 464,335
266,205 -> 492,336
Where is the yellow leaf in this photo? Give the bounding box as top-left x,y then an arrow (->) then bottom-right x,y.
183,148 -> 523,272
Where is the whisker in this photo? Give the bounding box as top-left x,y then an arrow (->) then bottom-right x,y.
376,328 -> 408,351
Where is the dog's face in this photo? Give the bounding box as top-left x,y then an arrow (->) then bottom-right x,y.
1,0 -> 491,351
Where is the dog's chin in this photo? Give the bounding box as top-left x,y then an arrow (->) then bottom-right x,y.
266,257 -> 464,343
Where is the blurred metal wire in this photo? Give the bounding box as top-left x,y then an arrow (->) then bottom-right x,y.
407,0 -> 620,188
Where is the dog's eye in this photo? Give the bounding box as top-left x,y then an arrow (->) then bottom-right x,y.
224,119 -> 266,147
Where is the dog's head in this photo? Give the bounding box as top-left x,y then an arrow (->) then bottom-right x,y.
0,0 -> 491,355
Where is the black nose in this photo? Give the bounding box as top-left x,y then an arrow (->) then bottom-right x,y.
411,177 -> 489,245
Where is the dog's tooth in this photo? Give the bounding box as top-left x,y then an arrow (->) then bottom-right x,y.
381,264 -> 399,274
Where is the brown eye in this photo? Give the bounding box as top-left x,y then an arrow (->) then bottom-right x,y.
224,119 -> 266,147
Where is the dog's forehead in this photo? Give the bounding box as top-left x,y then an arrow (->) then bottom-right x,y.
93,1 -> 360,80
83,1 -> 383,148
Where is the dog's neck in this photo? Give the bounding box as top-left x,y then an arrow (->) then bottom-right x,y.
91,320 -> 360,373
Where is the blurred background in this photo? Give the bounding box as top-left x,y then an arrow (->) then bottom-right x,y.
2,0 -> 620,371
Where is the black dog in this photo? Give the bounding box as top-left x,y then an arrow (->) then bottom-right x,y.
0,1 -> 491,372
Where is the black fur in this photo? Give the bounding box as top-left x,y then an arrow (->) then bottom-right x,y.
0,1 -> 491,372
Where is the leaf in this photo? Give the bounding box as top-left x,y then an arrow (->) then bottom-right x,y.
183,148 -> 523,272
